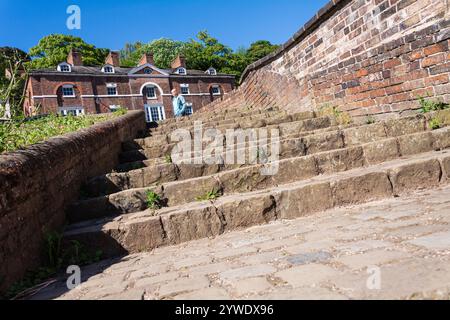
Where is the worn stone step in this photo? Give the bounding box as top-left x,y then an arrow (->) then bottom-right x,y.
115,119 -> 372,173
156,105 -> 280,127
119,116 -> 336,163
63,149 -> 450,258
98,112 -> 449,197
127,110 -> 318,152
69,126 -> 450,223
150,107 -> 289,134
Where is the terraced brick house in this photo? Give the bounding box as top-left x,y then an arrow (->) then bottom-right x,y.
24,49 -> 235,122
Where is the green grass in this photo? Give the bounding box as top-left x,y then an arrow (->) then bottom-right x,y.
0,109 -> 127,154
195,189 -> 222,202
146,190 -> 163,210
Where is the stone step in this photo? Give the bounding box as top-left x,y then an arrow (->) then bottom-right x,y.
129,110 -> 317,151
96,111 -> 449,197
156,105 -> 279,127
119,115 -> 336,163
63,149 -> 450,259
150,106 -> 288,134
68,126 -> 450,223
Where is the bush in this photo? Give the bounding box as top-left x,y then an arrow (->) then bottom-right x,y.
0,112 -> 127,154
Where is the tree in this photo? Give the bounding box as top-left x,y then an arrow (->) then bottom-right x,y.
28,34 -> 109,69
246,40 -> 280,62
0,47 -> 29,117
121,38 -> 185,68
182,31 -> 233,71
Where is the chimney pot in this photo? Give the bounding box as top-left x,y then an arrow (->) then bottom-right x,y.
171,55 -> 186,69
67,48 -> 83,66
105,51 -> 120,67
139,53 -> 154,66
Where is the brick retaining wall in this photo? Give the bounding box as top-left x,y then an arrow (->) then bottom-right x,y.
206,0 -> 450,119
0,111 -> 146,293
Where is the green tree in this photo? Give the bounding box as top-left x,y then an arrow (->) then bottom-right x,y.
182,31 -> 233,71
246,40 -> 280,62
0,47 -> 29,117
121,38 -> 185,68
28,34 -> 109,69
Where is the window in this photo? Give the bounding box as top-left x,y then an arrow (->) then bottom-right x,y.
180,84 -> 190,95
185,103 -> 193,116
143,68 -> 153,74
102,65 -> 115,73
146,86 -> 156,99
145,105 -> 166,123
58,63 -> 71,72
62,85 -> 75,97
211,86 -> 221,95
59,107 -> 84,116
207,68 -> 217,75
107,83 -> 118,96
177,67 -> 187,75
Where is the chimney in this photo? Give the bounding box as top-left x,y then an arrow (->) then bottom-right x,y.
105,51 -> 120,67
139,52 -> 154,66
67,48 -> 83,66
171,55 -> 186,69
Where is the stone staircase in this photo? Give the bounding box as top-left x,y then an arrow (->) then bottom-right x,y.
62,106 -> 450,259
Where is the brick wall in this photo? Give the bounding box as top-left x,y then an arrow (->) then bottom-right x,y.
0,111 -> 146,294
207,0 -> 450,119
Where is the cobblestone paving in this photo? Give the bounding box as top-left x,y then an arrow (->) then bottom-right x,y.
33,186 -> 450,300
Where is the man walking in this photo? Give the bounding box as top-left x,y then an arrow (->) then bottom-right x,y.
172,88 -> 187,118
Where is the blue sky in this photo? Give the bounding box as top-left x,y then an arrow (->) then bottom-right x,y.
0,0 -> 329,53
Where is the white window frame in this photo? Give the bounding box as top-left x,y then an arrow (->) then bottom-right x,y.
145,104 -> 166,123
180,84 -> 190,95
207,68 -> 217,75
185,103 -> 194,116
62,85 -> 75,97
143,68 -> 153,74
211,85 -> 221,96
59,106 -> 84,117
106,83 -> 118,96
102,65 -> 115,74
177,67 -> 187,75
57,63 -> 72,73
145,86 -> 157,99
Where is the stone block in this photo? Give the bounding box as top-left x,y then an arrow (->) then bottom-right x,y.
388,159 -> 442,196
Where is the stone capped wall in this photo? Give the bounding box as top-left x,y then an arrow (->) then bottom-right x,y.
0,111 -> 146,293
209,0 -> 450,119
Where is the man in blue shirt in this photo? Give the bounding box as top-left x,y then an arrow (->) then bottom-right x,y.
171,88 -> 187,117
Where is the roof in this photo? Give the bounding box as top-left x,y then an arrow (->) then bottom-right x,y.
29,65 -> 235,78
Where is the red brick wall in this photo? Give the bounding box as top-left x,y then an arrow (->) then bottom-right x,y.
0,111 -> 146,294
208,0 -> 450,119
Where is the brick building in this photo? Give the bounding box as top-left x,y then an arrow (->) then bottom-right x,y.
24,50 -> 235,122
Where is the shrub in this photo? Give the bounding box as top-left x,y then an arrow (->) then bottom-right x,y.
419,97 -> 450,113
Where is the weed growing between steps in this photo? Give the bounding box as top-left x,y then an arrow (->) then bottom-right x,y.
3,231 -> 103,300
0,108 -> 127,154
366,115 -> 376,125
319,104 -> 352,125
429,117 -> 442,130
419,97 -> 450,114
146,190 -> 163,210
165,154 -> 173,164
195,189 -> 222,202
